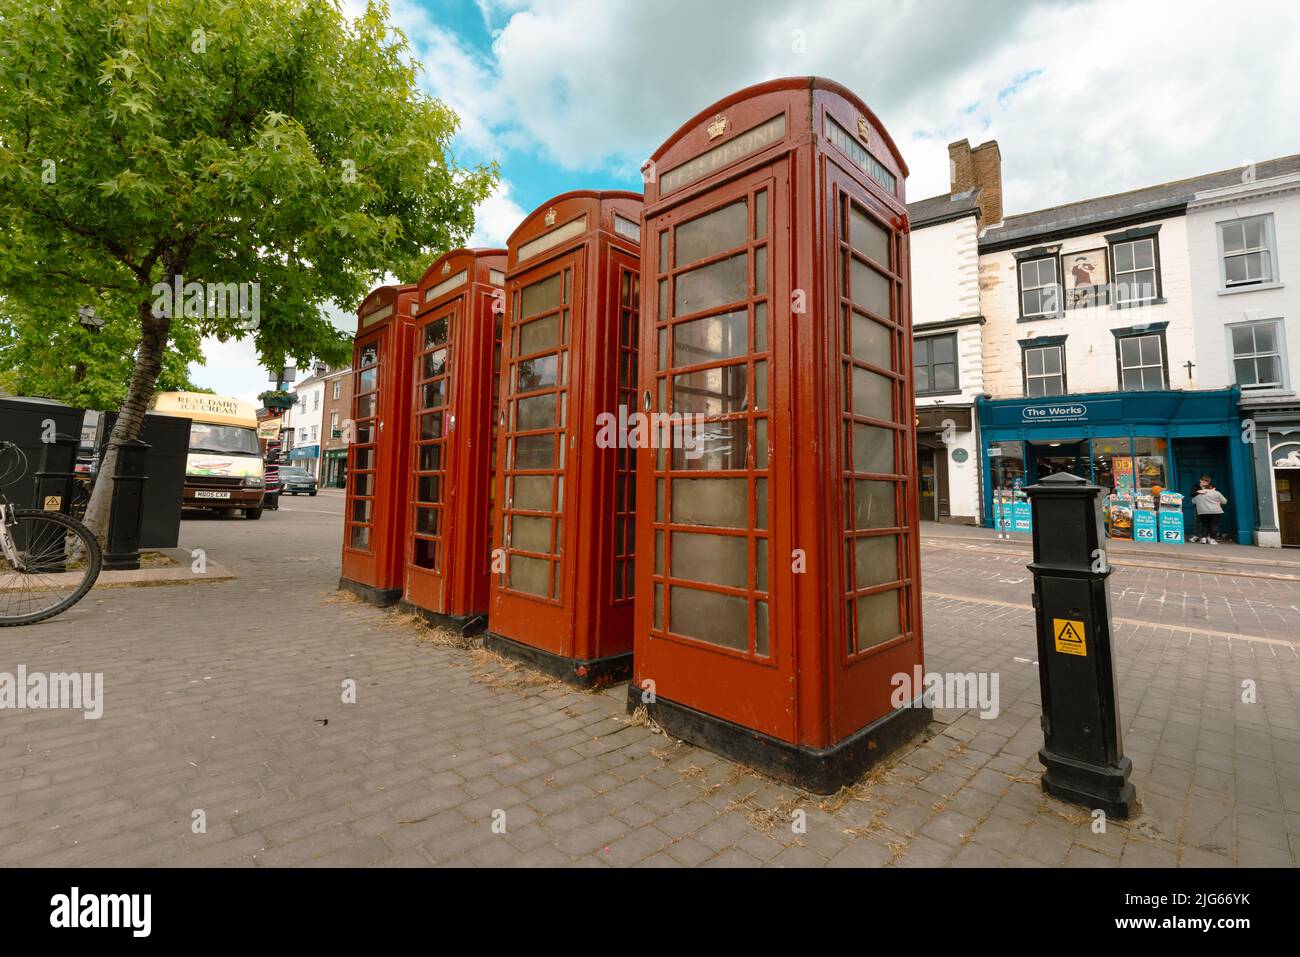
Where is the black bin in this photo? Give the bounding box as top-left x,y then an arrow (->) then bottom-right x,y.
0,396 -> 85,508
96,411 -> 191,549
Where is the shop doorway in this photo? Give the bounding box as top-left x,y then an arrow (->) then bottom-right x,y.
1276,469 -> 1300,547
1028,440 -> 1087,483
1172,437 -> 1233,538
917,442 -> 949,522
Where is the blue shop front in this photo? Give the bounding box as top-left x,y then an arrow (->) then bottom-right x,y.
976,388 -> 1255,545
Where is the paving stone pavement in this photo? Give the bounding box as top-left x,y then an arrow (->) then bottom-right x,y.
0,495 -> 1296,867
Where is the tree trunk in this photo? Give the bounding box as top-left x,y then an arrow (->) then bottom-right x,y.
82,291 -> 173,544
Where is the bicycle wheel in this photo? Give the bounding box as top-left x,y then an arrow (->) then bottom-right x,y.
0,510 -> 103,626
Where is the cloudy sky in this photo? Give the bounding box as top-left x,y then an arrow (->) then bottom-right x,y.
192,0 -> 1300,400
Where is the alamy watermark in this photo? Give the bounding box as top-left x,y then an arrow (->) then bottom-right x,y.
151,273 -> 260,329
891,665 -> 1000,719
595,404 -> 707,459
0,665 -> 103,719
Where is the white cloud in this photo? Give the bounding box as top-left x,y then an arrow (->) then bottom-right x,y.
469,179 -> 529,248
400,0 -> 1300,213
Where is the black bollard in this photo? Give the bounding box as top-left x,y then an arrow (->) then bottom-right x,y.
1024,471 -> 1136,819
104,438 -> 151,571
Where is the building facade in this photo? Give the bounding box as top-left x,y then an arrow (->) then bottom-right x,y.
284,367 -> 327,479
1186,157 -> 1300,546
967,158 -> 1274,544
905,139 -> 1000,524
319,366 -> 353,489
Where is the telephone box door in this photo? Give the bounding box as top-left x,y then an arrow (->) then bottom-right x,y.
825,164 -> 921,739
492,250 -> 584,655
408,295 -> 464,607
345,333 -> 383,556
637,161 -> 795,739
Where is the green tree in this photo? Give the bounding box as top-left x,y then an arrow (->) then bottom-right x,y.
0,294 -> 204,408
0,0 -> 495,539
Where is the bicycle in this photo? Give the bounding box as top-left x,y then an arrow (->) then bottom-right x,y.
0,440 -> 102,626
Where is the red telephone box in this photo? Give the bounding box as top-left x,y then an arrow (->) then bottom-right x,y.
629,77 -> 929,792
486,190 -> 644,685
400,248 -> 507,632
339,283 -> 418,605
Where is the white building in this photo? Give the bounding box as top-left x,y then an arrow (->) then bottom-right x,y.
1186,156 -> 1300,546
970,161 -> 1270,544
905,139 -> 999,524
283,367 -> 327,479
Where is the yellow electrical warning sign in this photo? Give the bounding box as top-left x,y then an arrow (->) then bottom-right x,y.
43,496 -> 62,511
1053,618 -> 1087,656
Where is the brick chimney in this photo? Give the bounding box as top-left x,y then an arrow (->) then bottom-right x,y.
948,138 -> 1003,227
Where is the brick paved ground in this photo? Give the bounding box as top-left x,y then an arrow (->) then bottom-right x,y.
1,495 -> 1296,867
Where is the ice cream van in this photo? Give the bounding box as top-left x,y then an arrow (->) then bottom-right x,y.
151,392 -> 266,519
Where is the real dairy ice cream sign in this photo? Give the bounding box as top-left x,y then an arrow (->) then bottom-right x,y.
1021,403 -> 1088,423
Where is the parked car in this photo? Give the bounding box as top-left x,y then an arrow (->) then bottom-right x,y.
279,466 -> 318,496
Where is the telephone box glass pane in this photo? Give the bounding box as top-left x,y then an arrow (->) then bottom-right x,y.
850,207 -> 890,265
515,394 -> 557,431
671,530 -> 748,588
418,413 -> 443,440
513,434 -> 554,469
856,589 -> 901,649
854,534 -> 898,587
675,254 -> 747,315
672,419 -> 746,471
520,274 -> 562,317
669,586 -> 747,650
673,365 -> 747,417
513,475 -> 553,512
672,477 -> 747,527
509,555 -> 549,596
510,515 -> 551,553
853,424 -> 895,474
851,366 -> 893,418
850,257 -> 891,318
516,355 -> 558,392
852,311 -> 892,367
854,480 -> 896,528
675,200 -> 747,267
519,315 -> 559,356
673,309 -> 747,366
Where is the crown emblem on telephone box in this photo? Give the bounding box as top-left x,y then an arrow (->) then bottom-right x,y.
543,207 -> 557,227
707,115 -> 728,140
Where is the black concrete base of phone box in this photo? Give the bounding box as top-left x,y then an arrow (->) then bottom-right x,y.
338,576 -> 401,608
483,632 -> 632,688
627,687 -> 933,794
397,600 -> 487,637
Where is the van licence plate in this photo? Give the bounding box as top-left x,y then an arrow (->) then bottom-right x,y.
195,490 -> 231,500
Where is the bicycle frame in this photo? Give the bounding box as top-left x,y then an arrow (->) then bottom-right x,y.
0,501 -> 24,571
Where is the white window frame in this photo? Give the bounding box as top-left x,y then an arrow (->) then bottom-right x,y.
1227,319 -> 1288,390
1024,344 -> 1065,397
1111,237 -> 1158,306
332,380 -> 341,400
1217,214 -> 1278,289
1117,332 -> 1166,391
1019,257 -> 1060,318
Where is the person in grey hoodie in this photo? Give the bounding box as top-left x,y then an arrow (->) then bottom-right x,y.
1191,474 -> 1228,544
